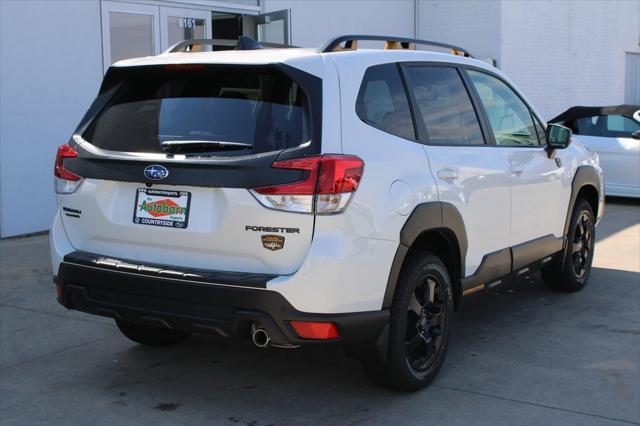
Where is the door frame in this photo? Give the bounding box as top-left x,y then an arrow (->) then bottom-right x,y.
255,9 -> 291,45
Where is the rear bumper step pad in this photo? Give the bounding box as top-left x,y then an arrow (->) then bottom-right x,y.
64,250 -> 276,288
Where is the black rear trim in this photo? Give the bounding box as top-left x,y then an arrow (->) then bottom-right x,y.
65,148 -> 305,188
55,260 -> 389,347
64,251 -> 276,289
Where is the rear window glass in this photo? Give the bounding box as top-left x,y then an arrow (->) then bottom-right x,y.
83,66 -> 310,155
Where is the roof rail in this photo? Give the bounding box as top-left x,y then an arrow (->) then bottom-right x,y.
164,36 -> 296,54
319,35 -> 474,58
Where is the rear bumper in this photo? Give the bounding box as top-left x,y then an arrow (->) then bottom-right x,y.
55,252 -> 389,348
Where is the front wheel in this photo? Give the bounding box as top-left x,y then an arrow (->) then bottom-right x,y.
115,320 -> 191,347
361,251 -> 454,391
542,198 -> 595,292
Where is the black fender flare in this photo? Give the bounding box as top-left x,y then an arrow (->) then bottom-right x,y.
382,202 -> 467,308
560,166 -> 601,267
564,165 -> 601,236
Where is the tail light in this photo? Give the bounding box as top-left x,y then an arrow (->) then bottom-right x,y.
54,144 -> 82,194
250,155 -> 364,214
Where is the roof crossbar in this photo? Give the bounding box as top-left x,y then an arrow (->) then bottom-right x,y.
319,34 -> 474,58
165,36 -> 295,54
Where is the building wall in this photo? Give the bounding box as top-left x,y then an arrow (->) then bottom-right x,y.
0,0 -> 103,237
261,0 -> 415,47
263,0 -> 639,120
417,0 -> 502,66
500,0 -> 640,119
0,0 -> 637,237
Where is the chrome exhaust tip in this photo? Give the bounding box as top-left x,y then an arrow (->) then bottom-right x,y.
251,323 -> 270,348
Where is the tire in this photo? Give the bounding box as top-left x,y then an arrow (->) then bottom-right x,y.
361,251 -> 454,391
541,198 -> 595,292
115,319 -> 191,347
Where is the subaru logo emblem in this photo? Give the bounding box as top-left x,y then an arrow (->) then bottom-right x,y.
144,165 -> 169,181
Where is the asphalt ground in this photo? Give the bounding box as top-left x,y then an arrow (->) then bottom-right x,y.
1,198 -> 638,425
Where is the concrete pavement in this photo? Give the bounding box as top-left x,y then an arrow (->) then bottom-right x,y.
1,198 -> 638,425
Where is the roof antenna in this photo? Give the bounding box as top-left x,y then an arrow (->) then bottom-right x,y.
235,36 -> 263,50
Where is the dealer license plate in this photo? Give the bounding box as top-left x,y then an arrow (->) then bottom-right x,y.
133,188 -> 191,229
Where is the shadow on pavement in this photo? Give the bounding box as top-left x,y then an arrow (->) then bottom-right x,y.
81,266 -> 638,420
597,197 -> 640,241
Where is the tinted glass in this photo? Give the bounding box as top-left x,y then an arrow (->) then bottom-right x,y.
83,66 -> 310,155
356,63 -> 415,140
468,70 -> 538,146
406,66 -> 484,145
575,115 -> 640,137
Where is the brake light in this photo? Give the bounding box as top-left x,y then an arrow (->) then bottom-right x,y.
290,321 -> 340,340
250,155 -> 364,214
54,144 -> 82,194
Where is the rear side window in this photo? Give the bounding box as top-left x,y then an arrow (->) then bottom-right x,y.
574,115 -> 640,138
405,66 -> 485,146
83,66 -> 310,155
467,70 -> 539,147
356,63 -> 415,140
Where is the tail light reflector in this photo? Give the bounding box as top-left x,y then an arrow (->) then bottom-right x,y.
54,144 -> 82,194
250,155 -> 364,214
290,321 -> 340,340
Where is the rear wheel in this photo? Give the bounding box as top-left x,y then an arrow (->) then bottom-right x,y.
361,251 -> 453,391
542,198 -> 595,292
115,320 -> 191,347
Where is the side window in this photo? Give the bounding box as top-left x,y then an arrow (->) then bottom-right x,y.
405,66 -> 485,145
356,63 -> 415,140
603,115 -> 639,137
574,116 -> 598,135
467,70 -> 539,147
575,115 -> 640,137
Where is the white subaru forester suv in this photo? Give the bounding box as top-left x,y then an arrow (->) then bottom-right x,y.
51,35 -> 604,390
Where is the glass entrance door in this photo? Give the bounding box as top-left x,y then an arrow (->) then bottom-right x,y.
160,7 -> 212,52
101,1 -> 160,67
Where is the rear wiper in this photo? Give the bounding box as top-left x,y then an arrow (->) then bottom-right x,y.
161,140 -> 252,152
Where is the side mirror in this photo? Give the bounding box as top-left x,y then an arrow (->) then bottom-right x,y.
632,130 -> 640,140
546,124 -> 572,149
545,124 -> 572,158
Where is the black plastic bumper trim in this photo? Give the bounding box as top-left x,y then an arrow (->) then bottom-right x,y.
55,258 -> 389,347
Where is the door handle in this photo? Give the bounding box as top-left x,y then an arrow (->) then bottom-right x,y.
510,165 -> 523,176
437,168 -> 458,181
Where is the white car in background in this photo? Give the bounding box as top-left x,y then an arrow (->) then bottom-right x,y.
551,105 -> 640,198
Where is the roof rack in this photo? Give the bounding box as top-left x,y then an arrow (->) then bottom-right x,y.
164,36 -> 296,54
319,35 -> 474,58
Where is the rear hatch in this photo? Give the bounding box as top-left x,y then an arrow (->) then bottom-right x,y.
57,63 -> 323,275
